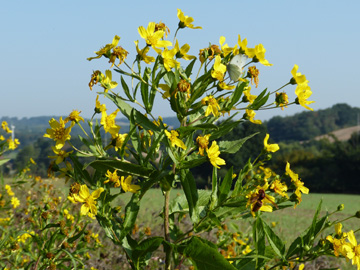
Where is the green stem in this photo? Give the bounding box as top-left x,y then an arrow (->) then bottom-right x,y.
164,189 -> 172,270
269,82 -> 291,95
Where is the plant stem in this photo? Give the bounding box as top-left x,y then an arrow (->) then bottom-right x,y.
164,189 -> 172,270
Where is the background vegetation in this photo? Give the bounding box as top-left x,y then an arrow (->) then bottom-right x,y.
2,103 -> 360,194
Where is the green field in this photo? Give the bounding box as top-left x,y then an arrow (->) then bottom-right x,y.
4,178 -> 359,269
115,189 -> 360,269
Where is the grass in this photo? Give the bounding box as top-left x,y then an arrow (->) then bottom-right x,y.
4,178 -> 359,269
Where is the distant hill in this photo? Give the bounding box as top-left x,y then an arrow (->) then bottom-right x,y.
2,103 -> 359,149
266,103 -> 360,142
315,125 -> 360,142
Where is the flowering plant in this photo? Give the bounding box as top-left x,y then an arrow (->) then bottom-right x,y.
41,9 -> 359,270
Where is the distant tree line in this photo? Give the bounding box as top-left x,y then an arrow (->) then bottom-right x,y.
3,104 -> 360,193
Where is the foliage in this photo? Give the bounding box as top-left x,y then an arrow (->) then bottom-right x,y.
271,134 -> 360,194
266,103 -> 360,142
0,163 -> 103,269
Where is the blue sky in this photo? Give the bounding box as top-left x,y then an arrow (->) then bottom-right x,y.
1,0 -> 359,121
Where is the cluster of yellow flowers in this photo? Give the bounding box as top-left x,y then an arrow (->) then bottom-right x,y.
4,184 -> 20,209
326,223 -> 360,269
0,121 -> 20,153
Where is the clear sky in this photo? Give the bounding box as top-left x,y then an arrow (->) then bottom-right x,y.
1,0 -> 359,121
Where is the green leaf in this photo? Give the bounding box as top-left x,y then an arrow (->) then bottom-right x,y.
121,76 -> 134,102
225,81 -> 247,110
253,217 -> 266,269
132,237 -> 163,267
177,123 -> 218,135
0,159 -> 10,166
210,118 -> 242,141
218,132 -> 258,154
141,67 -> 151,112
120,193 -> 141,240
104,92 -> 133,119
248,89 -> 269,110
260,218 -> 285,259
185,58 -> 197,77
41,223 -> 60,231
232,159 -> 252,197
68,223 -> 88,244
180,169 -> 198,218
88,159 -> 154,179
169,190 -> 210,217
69,155 -> 92,185
218,167 -> 233,204
180,154 -> 207,170
178,237 -> 237,270
209,166 -> 218,210
61,248 -> 78,269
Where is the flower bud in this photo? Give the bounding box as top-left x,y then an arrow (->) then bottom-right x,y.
355,211 -> 360,218
337,204 -> 344,211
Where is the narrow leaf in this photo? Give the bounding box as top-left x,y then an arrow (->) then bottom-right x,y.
178,237 -> 237,270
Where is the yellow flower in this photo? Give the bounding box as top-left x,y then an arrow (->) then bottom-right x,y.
211,55 -> 226,81
286,162 -> 309,207
243,86 -> 257,104
100,70 -> 118,93
95,95 -> 107,113
30,158 -> 36,165
135,40 -> 155,64
270,180 -> 289,198
285,162 -> 299,181
87,35 -> 120,61
248,66 -> 260,88
101,109 -> 120,138
114,133 -> 128,151
44,117 -> 73,149
89,70 -> 103,90
295,83 -> 315,111
245,109 -> 262,125
175,40 -> 196,60
219,36 -> 235,57
177,79 -> 191,98
11,196 -> 20,208
121,175 -> 140,193
177,9 -> 202,29
155,21 -> 170,37
206,141 -> 226,169
196,134 -> 210,156
237,35 -> 252,57
138,22 -> 172,54
165,130 -> 186,150
162,46 -> 180,71
326,224 -> 354,258
65,110 -> 84,123
290,64 -> 308,85
104,170 -> 121,188
275,92 -> 289,110
158,84 -> 171,99
249,44 -> 273,66
219,81 -> 235,90
64,209 -> 75,223
263,134 -> 280,152
347,230 -> 360,268
202,95 -> 220,117
109,45 -> 128,68
1,121 -> 9,131
7,138 -> 20,150
73,185 -> 104,218
49,146 -> 73,164
5,185 -> 14,196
